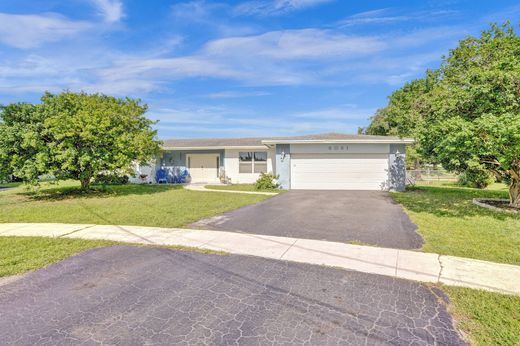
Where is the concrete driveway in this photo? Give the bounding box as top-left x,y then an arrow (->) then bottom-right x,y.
0,246 -> 463,345
192,190 -> 423,249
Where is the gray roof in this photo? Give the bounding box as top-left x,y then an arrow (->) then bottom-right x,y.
161,133 -> 410,148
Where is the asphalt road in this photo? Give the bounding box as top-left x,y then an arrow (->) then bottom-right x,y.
0,246 -> 464,345
192,190 -> 423,249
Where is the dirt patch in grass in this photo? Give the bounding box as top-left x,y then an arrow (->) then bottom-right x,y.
473,198 -> 520,214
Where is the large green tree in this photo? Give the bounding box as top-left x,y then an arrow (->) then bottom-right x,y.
0,92 -> 161,189
420,23 -> 520,206
364,23 -> 520,206
363,73 -> 437,168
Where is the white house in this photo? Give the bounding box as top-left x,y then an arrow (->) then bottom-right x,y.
131,133 -> 414,191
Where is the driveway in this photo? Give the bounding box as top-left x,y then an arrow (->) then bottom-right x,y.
0,246 -> 463,345
192,190 -> 423,249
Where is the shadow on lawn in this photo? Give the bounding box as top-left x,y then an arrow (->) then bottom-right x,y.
394,185 -> 520,221
21,183 -> 182,201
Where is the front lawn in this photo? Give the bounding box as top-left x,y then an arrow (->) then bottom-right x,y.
445,286 -> 520,346
0,236 -> 116,277
206,184 -> 283,193
0,181 -> 270,228
391,183 -> 520,265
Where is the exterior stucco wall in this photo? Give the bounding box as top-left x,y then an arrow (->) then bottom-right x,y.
150,149 -> 224,182
388,144 -> 406,191
224,148 -> 275,184
276,144 -> 291,189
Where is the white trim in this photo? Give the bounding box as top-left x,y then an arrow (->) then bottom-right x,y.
261,139 -> 415,145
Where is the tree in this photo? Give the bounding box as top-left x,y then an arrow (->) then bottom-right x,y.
362,74 -> 438,168
363,22 -> 520,205
0,92 -> 161,190
420,23 -> 520,206
0,103 -> 46,184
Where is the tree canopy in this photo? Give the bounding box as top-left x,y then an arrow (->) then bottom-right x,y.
0,92 -> 161,189
363,22 -> 520,206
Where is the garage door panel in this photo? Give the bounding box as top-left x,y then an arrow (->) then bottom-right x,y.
291,153 -> 389,190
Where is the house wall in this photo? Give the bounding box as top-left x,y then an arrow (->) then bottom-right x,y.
132,150 -> 224,183
275,144 -> 291,189
290,143 -> 390,154
224,148 -> 275,184
159,149 -> 225,170
388,144 -> 406,192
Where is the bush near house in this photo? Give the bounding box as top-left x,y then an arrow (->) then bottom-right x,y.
255,172 -> 280,190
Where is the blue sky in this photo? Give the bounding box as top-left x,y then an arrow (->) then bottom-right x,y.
0,0 -> 518,139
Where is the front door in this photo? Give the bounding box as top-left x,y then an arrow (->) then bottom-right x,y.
187,154 -> 219,183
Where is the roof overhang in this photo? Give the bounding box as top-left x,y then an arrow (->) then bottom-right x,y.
161,145 -> 269,150
261,138 -> 415,145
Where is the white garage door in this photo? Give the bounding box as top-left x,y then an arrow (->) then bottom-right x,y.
291,153 -> 389,190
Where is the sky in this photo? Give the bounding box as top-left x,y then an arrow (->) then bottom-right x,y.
0,0 -> 519,139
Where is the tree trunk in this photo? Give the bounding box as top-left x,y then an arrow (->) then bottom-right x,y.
80,178 -> 91,190
510,177 -> 520,208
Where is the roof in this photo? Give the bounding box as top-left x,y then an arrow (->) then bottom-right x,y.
161,132 -> 414,149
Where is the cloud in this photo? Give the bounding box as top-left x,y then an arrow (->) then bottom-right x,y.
89,0 -> 124,23
338,8 -> 410,26
234,0 -> 333,16
171,1 -> 220,21
208,90 -> 271,98
0,12 -> 92,49
83,28 -> 386,93
204,29 -> 384,60
338,8 -> 458,27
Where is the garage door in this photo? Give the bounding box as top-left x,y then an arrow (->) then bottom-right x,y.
290,153 -> 389,190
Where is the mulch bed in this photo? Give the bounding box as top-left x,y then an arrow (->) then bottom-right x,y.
473,198 -> 520,214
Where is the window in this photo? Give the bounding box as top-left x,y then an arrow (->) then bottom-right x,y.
239,152 -> 253,173
239,152 -> 267,174
254,152 -> 267,173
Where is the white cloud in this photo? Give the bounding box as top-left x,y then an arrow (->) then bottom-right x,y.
338,8 -> 458,27
208,90 -> 271,98
89,0 -> 124,23
204,29 -> 385,59
171,1 -> 219,21
0,12 -> 92,49
234,0 -> 333,16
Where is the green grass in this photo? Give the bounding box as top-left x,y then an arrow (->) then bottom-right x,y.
0,236 -> 227,278
391,183 -> 520,265
206,184 -> 283,193
0,236 -> 116,277
444,286 -> 520,346
0,182 -> 23,189
0,181 -> 270,228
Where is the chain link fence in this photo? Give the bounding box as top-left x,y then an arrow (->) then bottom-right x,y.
406,169 -> 458,186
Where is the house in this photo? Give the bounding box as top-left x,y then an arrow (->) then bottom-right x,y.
131,133 -> 414,191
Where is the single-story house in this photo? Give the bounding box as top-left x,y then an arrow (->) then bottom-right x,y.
131,133 -> 414,191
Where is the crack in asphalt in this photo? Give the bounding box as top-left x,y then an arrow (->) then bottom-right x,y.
0,246 -> 466,345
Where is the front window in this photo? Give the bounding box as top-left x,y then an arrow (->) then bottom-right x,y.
239,152 -> 267,174
253,152 -> 267,173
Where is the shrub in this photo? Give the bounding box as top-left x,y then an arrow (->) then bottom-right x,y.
458,168 -> 494,189
255,172 -> 280,190
94,173 -> 129,185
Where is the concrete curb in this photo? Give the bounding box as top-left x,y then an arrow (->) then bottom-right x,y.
1,222 -> 519,296
472,198 -> 519,214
